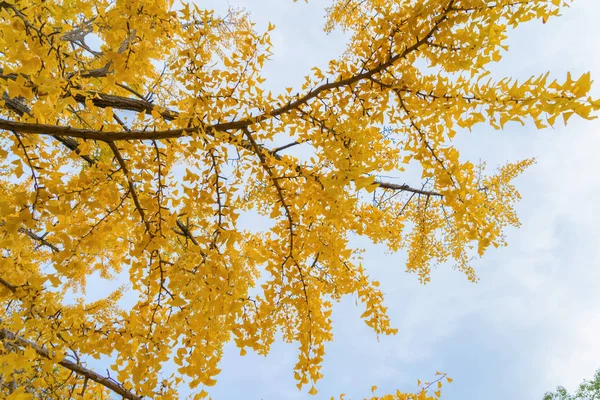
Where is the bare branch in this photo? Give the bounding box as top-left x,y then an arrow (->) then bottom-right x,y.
374,181 -> 442,197
273,141 -> 301,154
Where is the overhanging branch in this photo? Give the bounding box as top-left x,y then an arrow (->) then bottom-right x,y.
0,118 -> 186,141
0,328 -> 142,400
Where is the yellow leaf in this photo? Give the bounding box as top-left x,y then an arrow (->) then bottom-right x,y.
563,111 -> 574,125
573,72 -> 591,97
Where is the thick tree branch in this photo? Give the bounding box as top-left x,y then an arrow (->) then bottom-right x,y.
0,118 -> 185,141
1,92 -> 96,165
0,328 -> 142,400
71,93 -> 177,120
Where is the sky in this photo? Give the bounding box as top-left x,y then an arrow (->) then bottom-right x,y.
80,1 -> 600,399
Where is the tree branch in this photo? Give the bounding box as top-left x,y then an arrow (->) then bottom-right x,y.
374,181 -> 442,197
71,93 -> 177,120
18,227 -> 60,253
173,219 -> 199,246
1,92 -> 96,165
107,142 -> 152,234
0,118 -> 186,141
0,328 -> 142,400
0,221 -> 60,253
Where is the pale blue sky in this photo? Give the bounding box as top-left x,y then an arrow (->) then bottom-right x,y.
81,1 -> 600,398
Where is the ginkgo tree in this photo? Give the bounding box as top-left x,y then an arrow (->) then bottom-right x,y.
0,0 -> 597,398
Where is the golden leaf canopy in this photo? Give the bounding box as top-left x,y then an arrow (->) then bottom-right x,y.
0,0 -> 597,398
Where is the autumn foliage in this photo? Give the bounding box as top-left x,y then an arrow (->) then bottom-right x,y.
0,0 -> 597,398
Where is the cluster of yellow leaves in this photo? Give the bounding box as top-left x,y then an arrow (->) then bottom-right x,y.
332,374 -> 452,400
0,0 -> 598,398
